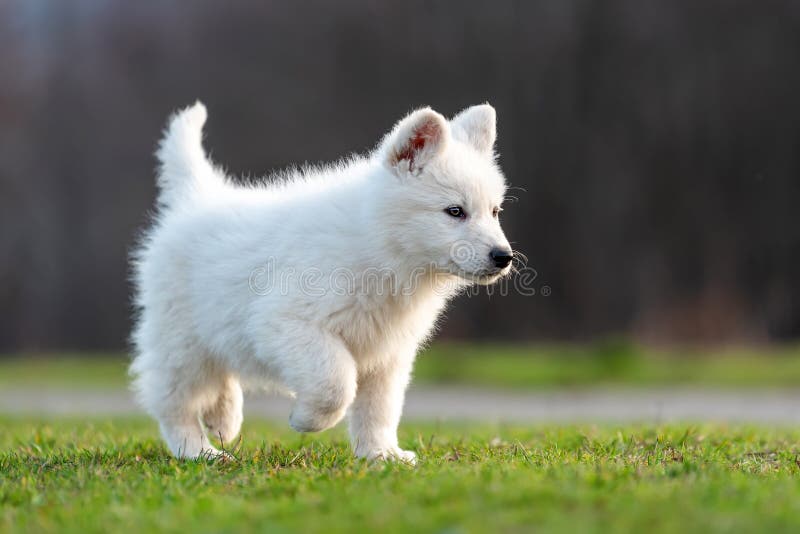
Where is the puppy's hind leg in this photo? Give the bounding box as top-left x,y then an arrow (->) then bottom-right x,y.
202,375 -> 244,447
159,412 -> 219,460
132,356 -> 222,459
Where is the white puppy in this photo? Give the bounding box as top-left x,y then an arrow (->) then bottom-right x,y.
130,102 -> 513,463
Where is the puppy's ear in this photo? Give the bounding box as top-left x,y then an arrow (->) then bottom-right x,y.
451,104 -> 496,156
382,108 -> 449,176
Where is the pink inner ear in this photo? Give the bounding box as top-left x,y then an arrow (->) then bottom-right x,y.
395,134 -> 426,168
395,120 -> 439,169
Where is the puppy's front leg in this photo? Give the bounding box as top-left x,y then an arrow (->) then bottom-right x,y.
348,357 -> 416,464
271,329 -> 358,434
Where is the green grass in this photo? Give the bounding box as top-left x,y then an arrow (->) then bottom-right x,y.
417,341 -> 800,388
4,341 -> 800,389
0,355 -> 129,389
3,418 -> 800,533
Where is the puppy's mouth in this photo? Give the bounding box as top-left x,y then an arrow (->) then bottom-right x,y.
456,266 -> 511,285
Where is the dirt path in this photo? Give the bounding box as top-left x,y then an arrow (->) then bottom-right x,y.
2,386 -> 800,423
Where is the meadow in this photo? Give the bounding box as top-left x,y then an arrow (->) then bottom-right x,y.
3,343 -> 800,533
3,419 -> 800,533
3,341 -> 800,390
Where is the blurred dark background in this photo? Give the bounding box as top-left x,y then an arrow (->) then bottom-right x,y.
1,0 -> 799,352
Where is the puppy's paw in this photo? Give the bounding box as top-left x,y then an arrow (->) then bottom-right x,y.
363,447 -> 417,466
194,446 -> 236,463
289,404 -> 344,433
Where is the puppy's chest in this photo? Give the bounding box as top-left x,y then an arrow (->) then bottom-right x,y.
333,291 -> 444,361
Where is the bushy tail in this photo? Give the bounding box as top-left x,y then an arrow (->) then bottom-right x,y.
155,101 -> 221,207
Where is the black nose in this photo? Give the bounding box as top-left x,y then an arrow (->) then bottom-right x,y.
490,248 -> 513,269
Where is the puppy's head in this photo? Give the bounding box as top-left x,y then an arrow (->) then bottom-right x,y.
378,104 -> 513,284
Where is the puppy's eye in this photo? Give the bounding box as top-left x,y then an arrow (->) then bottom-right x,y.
445,206 -> 466,218
492,207 -> 502,218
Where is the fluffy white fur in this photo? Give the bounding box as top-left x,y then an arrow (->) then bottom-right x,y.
130,102 -> 512,463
